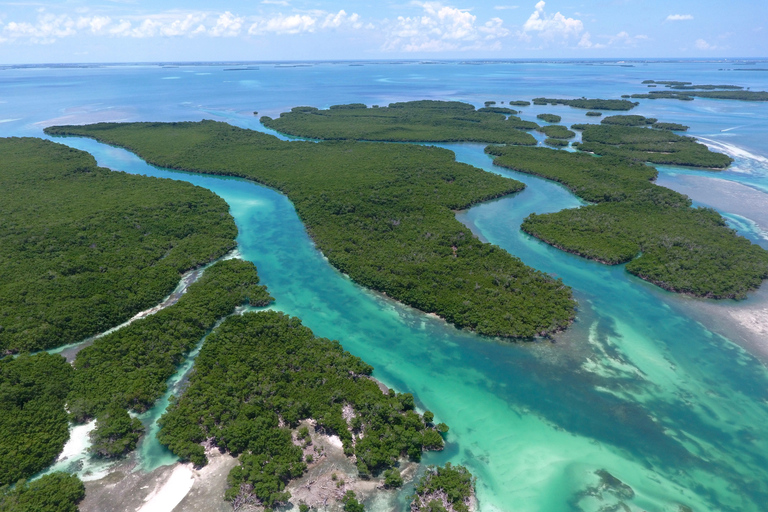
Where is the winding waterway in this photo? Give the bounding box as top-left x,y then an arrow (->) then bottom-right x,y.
2,60 -> 768,511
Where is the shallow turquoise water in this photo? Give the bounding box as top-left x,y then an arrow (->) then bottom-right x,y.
3,61 -> 768,511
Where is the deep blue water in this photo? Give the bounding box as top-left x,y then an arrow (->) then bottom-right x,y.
4,61 -> 768,512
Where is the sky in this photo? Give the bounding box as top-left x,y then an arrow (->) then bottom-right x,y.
0,0 -> 765,63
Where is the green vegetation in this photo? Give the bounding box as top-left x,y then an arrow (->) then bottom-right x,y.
158,311 -> 445,508
570,123 -> 596,131
633,82 -> 768,101
601,115 -> 687,131
601,115 -> 657,126
509,100 -> 531,106
0,353 -> 72,485
486,146 -> 768,298
574,124 -> 732,168
46,121 -> 576,338
544,138 -> 568,147
531,98 -> 638,110
89,404 -> 144,458
342,491 -> 365,512
652,122 -> 688,131
477,106 -> 517,115
630,91 -> 695,101
586,111 -> 602,117
0,137 -> 236,354
537,125 -> 575,140
0,473 -> 84,512
260,101 -> 538,145
411,463 -> 474,512
384,468 -> 404,488
537,113 -> 561,123
67,258 -> 272,422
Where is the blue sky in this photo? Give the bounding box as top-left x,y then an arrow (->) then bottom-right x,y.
0,0 -> 765,63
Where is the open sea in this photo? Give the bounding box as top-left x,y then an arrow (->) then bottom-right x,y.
3,60 -> 768,512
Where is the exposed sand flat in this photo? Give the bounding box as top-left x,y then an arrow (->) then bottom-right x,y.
80,448 -> 239,512
655,174 -> 768,234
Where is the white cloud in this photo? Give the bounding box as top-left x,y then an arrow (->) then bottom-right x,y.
494,5 -> 519,9
261,0 -> 290,5
666,14 -> 693,21
695,38 -> 715,50
383,1 -> 509,52
0,8 -> 364,43
578,30 -> 647,49
248,10 -> 360,35
520,1 -> 583,42
2,13 -> 76,43
209,11 -> 242,37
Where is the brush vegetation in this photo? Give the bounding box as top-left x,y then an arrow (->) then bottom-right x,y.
0,473 -> 84,512
573,124 -> 732,168
411,463 -> 474,512
0,352 -> 72,485
66,258 -> 272,423
531,98 -> 638,110
0,137 -> 236,354
46,121 -> 576,338
486,146 -> 768,298
261,101 -> 539,145
158,311 -> 445,509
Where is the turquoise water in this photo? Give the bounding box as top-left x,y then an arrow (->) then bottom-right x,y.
3,61 -> 768,511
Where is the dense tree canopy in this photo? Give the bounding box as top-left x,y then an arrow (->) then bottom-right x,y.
0,473 -> 84,512
158,311 -> 445,508
0,353 -> 72,485
89,405 -> 145,458
574,125 -> 732,168
486,146 -> 768,298
531,98 -> 638,110
46,122 -> 576,338
67,258 -> 272,422
0,137 -> 237,353
260,100 -> 538,145
411,463 -> 474,512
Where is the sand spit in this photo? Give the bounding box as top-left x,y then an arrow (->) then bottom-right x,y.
79,448 -> 239,512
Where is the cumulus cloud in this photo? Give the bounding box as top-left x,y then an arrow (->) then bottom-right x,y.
0,8 -> 364,43
383,1 -> 509,52
577,30 -> 647,49
520,1 -> 583,42
695,38 -> 716,50
666,14 -> 693,21
2,13 -> 77,43
248,10 -> 361,35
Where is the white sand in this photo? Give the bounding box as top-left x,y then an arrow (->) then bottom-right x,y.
57,420 -> 96,462
137,464 -> 195,512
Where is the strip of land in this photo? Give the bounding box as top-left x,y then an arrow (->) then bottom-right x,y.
261,100 -> 539,145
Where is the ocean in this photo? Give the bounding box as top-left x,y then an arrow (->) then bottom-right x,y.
3,60 -> 768,511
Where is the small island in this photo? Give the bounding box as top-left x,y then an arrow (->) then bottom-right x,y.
531,97 -> 638,110
536,113 -> 561,123
573,124 -> 732,168
261,100 -> 539,145
411,463 -> 475,512
633,80 -> 768,101
486,146 -> 768,298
